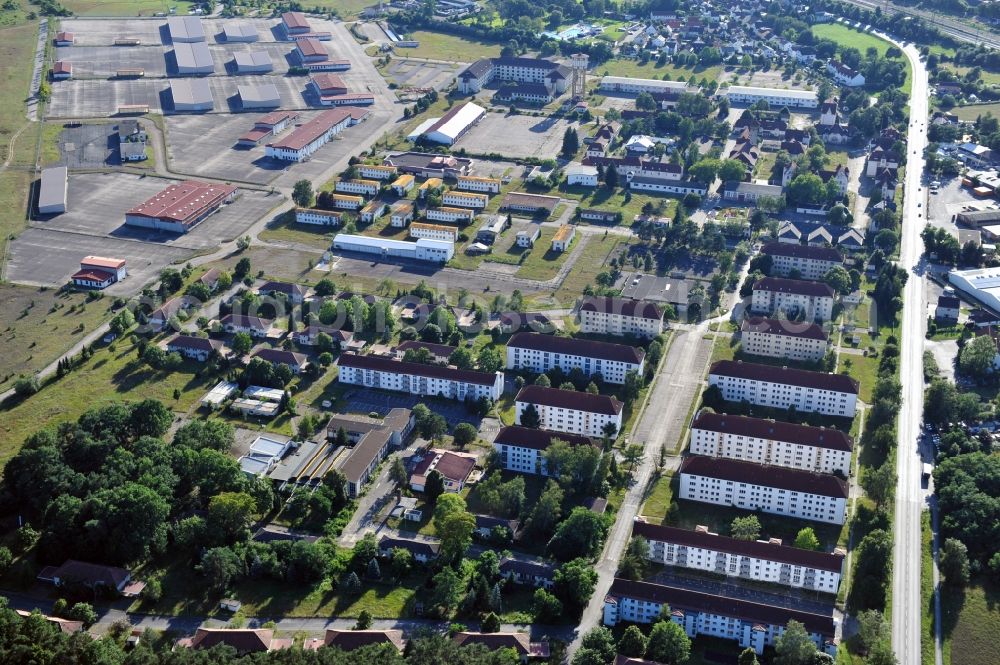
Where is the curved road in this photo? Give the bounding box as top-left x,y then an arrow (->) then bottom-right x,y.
890,38 -> 930,665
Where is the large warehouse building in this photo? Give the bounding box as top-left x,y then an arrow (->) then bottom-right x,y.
238,84 -> 281,109
265,108 -> 368,162
233,51 -> 273,73
173,41 -> 214,75
38,165 -> 68,215
170,79 -> 214,111
167,16 -> 205,43
125,180 -> 237,233
419,101 -> 486,145
332,234 -> 454,262
949,267 -> 1000,312
223,22 -> 258,42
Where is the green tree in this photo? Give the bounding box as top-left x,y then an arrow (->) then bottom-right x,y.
481,611 -> 501,633
823,266 -> 853,295
452,422 -> 478,448
580,627 -> 617,663
434,493 -> 475,565
959,334 -> 996,378
355,609 -> 373,630
636,91 -> 657,110
68,602 -> 98,628
292,179 -> 315,207
774,620 -> 817,665
207,492 -> 257,544
618,536 -> 650,580
532,588 -> 563,623
730,515 -> 762,541
390,547 -> 413,580
528,479 -> 563,537
718,159 -> 746,182
449,347 -> 473,369
520,403 -> 542,429
856,610 -> 889,654
689,158 -> 721,185
424,469 -> 445,501
646,619 -> 691,664
477,347 -> 503,373
861,462 -> 896,508
428,565 -> 464,616
940,538 -> 970,586
109,308 -> 135,336
794,527 -> 821,551
200,546 -> 243,591
390,456 -> 407,486
619,625 -> 648,657
554,557 -> 599,612
548,507 -> 610,560
738,648 -> 760,665
562,127 -> 580,157
232,331 -> 253,355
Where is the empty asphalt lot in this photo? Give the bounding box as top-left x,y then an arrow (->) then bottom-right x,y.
458,114 -> 581,159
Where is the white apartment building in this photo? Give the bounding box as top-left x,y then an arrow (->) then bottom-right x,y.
358,164 -> 398,180
335,179 -> 379,197
457,57 -> 569,95
578,296 -> 664,339
390,202 -> 414,227
751,276 -> 835,322
426,206 -> 474,224
679,455 -> 849,525
632,522 -> 845,594
689,411 -> 853,476
599,76 -> 691,95
442,191 -> 489,209
603,579 -> 837,657
492,425 -> 594,476
295,207 -> 342,227
740,317 -> 829,363
514,385 -> 623,438
724,85 -> 819,108
708,360 -> 858,418
506,332 -> 645,384
330,194 -> 363,210
760,243 -> 842,281
360,200 -> 387,223
456,175 -> 501,194
410,222 -> 459,243
338,353 -> 503,401
628,177 -> 707,196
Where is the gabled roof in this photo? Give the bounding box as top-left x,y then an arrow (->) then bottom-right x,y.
322,629 -> 404,652
710,359 -> 858,394
221,313 -> 274,330
46,560 -> 131,588
752,276 -> 835,298
507,332 -> 645,365
494,425 -> 593,450
339,353 -> 500,386
452,632 -> 548,658
741,316 -> 828,341
692,411 -> 852,452
167,334 -> 224,352
760,242 -> 842,263
680,455 -> 849,498
378,535 -> 440,557
514,385 -> 623,416
580,295 -> 663,321
252,348 -> 307,366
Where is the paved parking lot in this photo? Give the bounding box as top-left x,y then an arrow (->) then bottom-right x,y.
927,174 -> 982,236
52,122 -> 119,167
385,59 -> 462,91
59,17 -> 295,47
337,387 -> 482,429
458,114 -> 581,159
5,227 -> 192,293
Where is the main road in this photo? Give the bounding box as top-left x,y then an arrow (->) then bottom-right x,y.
891,38 -> 930,665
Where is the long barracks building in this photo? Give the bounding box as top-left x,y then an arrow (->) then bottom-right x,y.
505,332 -> 645,384
708,360 -> 858,418
337,353 -> 503,402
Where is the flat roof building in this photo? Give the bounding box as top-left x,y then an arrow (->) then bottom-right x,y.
949,267 -> 1000,313
725,85 -> 819,108
239,84 -> 281,109
600,76 -> 692,95
173,41 -> 213,75
38,165 -> 68,214
170,78 -> 214,111
125,180 -> 237,233
332,233 -> 454,263
167,16 -> 206,43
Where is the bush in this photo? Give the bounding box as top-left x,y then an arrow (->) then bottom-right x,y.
13,376 -> 40,397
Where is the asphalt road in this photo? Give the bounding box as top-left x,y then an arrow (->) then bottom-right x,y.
890,39 -> 930,665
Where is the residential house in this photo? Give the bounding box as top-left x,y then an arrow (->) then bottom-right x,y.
410,449 -> 477,493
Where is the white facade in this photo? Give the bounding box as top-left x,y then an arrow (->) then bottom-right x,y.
708,361 -> 858,418
567,165 -> 599,187
762,244 -> 842,281
426,206 -> 474,223
578,297 -> 663,338
390,204 -> 414,227
442,191 -> 488,209
410,223 -> 458,242
516,227 -> 540,247
514,386 -> 623,438
359,164 -> 398,180
724,85 -> 819,108
628,177 -> 707,195
330,195 -> 363,210
751,278 -> 835,322
264,109 -> 361,162
456,176 -> 500,193
335,179 -> 380,197
338,354 -> 503,402
492,426 -> 592,477
679,457 -> 849,525
506,334 -> 644,384
332,233 -> 454,262
360,201 -> 387,223
741,320 -> 829,362
635,523 -> 844,594
552,225 -> 576,252
600,76 -> 690,95
689,412 -> 852,476
602,579 -> 837,657
295,208 -> 342,226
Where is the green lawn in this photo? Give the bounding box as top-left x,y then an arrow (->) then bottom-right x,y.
942,578 -> 1000,665
842,353 -> 879,404
942,64 -> 1000,87
810,23 -> 911,93
541,235 -> 622,306
597,58 -> 722,84
639,472 -> 674,521
921,512 -> 937,665
0,285 -> 116,393
61,0 -> 196,16
952,102 -> 1000,122
558,184 -> 678,226
401,30 -> 502,62
0,334 -> 218,461
514,229 -> 576,281
258,218 -> 337,251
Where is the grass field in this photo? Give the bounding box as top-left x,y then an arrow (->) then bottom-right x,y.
921,512 -> 937,665
557,185 -> 678,226
810,23 -> 912,93
952,102 -> 1000,121
0,334 -> 216,460
401,30 -> 502,62
541,234 -> 621,306
597,58 -> 722,84
639,472 -> 674,521
942,578 -> 1000,665
61,0 -> 196,16
258,219 -> 337,251
514,229 -> 575,281
0,285 -> 116,393
942,64 -> 1000,87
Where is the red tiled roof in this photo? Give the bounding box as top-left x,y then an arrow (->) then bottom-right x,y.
71,269 -> 114,283
338,352 -> 499,386
508,332 -> 645,365
514,385 -> 623,416
322,629 -> 404,652
580,295 -> 663,321
494,425 -> 593,450
607,578 -> 836,636
710,359 -> 859,395
752,276 -> 835,298
741,316 -> 828,341
255,110 -> 300,127
680,455 -> 849,498
632,521 -> 845,572
412,449 -> 476,483
692,411 -> 852,452
53,61 -> 72,74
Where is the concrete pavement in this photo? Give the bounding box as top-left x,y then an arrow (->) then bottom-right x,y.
890,38 -> 930,665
